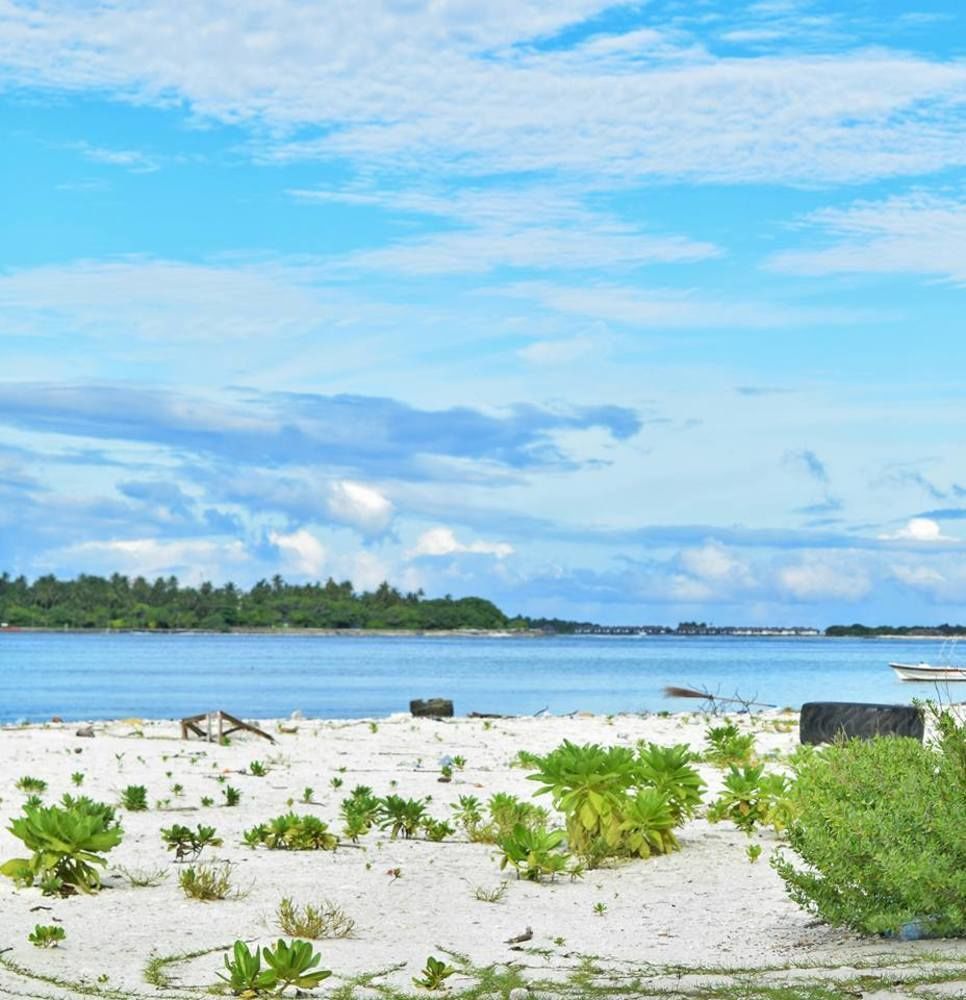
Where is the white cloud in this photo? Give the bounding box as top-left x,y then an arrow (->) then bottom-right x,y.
777,557 -> 870,601
75,143 -> 160,173
679,542 -> 756,587
518,335 -> 598,365
326,480 -> 394,536
1,4 -> 965,184
878,517 -> 953,542
407,526 -> 513,560
769,191 -> 966,285
269,528 -> 326,576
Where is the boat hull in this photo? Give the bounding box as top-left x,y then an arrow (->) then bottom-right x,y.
890,662 -> 966,682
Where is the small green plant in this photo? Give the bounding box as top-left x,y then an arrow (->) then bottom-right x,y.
249,760 -> 268,777
276,897 -> 355,938
28,924 -> 65,947
704,722 -> 756,767
302,787 -> 314,804
217,939 -> 330,995
245,814 -> 338,851
1,797 -> 122,895
376,795 -> 428,839
329,776 -> 343,790
120,785 -> 148,812
70,772 -> 84,787
422,818 -> 455,842
115,864 -> 168,887
161,823 -> 222,861
16,776 -> 47,794
473,882 -> 508,903
707,765 -> 791,834
179,861 -> 242,901
439,764 -> 453,782
340,786 -> 381,840
200,795 -> 214,807
368,721 -> 379,733
452,755 -> 466,770
498,823 -> 574,881
412,955 -> 457,991
223,785 -> 242,807
170,783 -> 184,797
746,842 -> 763,863
593,901 -> 607,916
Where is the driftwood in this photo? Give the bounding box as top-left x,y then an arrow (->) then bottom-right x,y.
180,710 -> 275,744
410,698 -> 454,718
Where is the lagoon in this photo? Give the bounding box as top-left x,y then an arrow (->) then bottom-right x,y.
0,631 -> 950,723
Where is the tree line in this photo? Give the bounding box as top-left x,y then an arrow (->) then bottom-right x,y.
0,572 -> 530,632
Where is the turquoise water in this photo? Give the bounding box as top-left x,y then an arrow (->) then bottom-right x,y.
0,632 -> 951,723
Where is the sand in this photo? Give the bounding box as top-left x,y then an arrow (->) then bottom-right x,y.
0,710 -> 964,999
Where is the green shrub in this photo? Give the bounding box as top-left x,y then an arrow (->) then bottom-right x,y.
706,764 -> 792,834
412,955 -> 457,991
16,776 -> 47,794
245,814 -> 338,851
120,785 -> 148,811
526,740 -> 703,865
161,823 -> 222,861
1,798 -> 122,894
376,795 -> 427,839
276,897 -> 355,939
704,722 -> 756,767
28,924 -> 65,947
179,861 -> 243,901
498,823 -> 576,881
773,714 -> 966,937
218,939 -> 330,994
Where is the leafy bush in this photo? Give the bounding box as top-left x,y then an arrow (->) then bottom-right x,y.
773,712 -> 966,937
376,795 -> 428,839
120,785 -> 148,811
704,722 -> 756,767
161,823 -> 222,861
707,765 -> 793,834
16,776 -> 47,794
412,955 -> 457,990
245,814 -> 338,851
526,740 -> 703,865
28,924 -> 65,947
340,786 -> 380,840
276,897 -> 355,938
498,823 -> 577,881
1,798 -> 122,894
218,939 -> 330,995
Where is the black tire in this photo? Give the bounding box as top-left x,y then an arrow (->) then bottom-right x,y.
799,701 -> 924,745
409,698 -> 454,718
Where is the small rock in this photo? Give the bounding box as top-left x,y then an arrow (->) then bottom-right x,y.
51,715 -> 63,723
75,725 -> 95,738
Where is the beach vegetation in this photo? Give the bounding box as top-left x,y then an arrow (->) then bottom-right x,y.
115,863 -> 169,887
70,771 -> 84,786
376,794 -> 428,839
15,776 -> 47,794
178,861 -> 244,901
120,784 -> 148,811
526,740 -> 702,865
473,882 -> 508,903
773,708 -> 966,937
422,817 -> 455,841
276,897 -> 355,938
28,924 -> 65,948
245,813 -> 338,851
340,786 -> 381,840
703,723 -> 756,767
161,823 -> 223,861
746,843 -> 763,863
249,760 -> 268,777
223,785 -> 242,806
302,786 -> 314,803
412,955 -> 457,990
218,938 -> 330,995
1,797 -> 122,894
498,823 -> 575,881
201,795 -> 214,807
707,765 -> 793,834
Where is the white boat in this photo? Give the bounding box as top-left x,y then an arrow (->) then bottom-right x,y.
890,661 -> 966,682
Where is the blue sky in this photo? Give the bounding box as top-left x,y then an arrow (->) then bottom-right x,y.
1,0 -> 965,625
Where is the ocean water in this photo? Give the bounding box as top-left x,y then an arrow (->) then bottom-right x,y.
0,632 -> 955,724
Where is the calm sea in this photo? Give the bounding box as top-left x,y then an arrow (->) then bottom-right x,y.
0,632 -> 953,724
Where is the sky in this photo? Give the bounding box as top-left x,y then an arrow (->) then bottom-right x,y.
1,0 -> 965,626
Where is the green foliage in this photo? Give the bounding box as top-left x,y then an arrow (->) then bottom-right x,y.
114,863 -> 168,887
178,861 -> 241,901
376,795 -> 428,839
245,813 -> 338,851
773,714 -> 966,937
498,823 -> 575,881
223,785 -> 242,807
707,765 -> 792,834
340,785 -> 381,840
704,722 -> 756,767
526,739 -> 702,865
473,882 -> 508,903
422,817 -> 455,842
161,823 -> 222,861
16,776 -> 47,794
249,760 -> 267,777
28,924 -> 65,947
1,797 -> 122,894
276,897 -> 355,939
0,571 -> 515,631
70,772 -> 84,787
746,843 -> 763,863
120,785 -> 148,811
217,939 -> 331,994
412,955 -> 457,990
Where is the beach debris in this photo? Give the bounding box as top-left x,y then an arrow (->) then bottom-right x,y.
180,710 -> 275,744
74,725 -> 94,738
410,698 -> 454,718
504,926 -> 533,945
664,685 -> 776,711
50,716 -> 62,723
799,701 -> 924,745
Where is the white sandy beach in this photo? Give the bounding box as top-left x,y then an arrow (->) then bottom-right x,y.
1,711 -> 964,999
